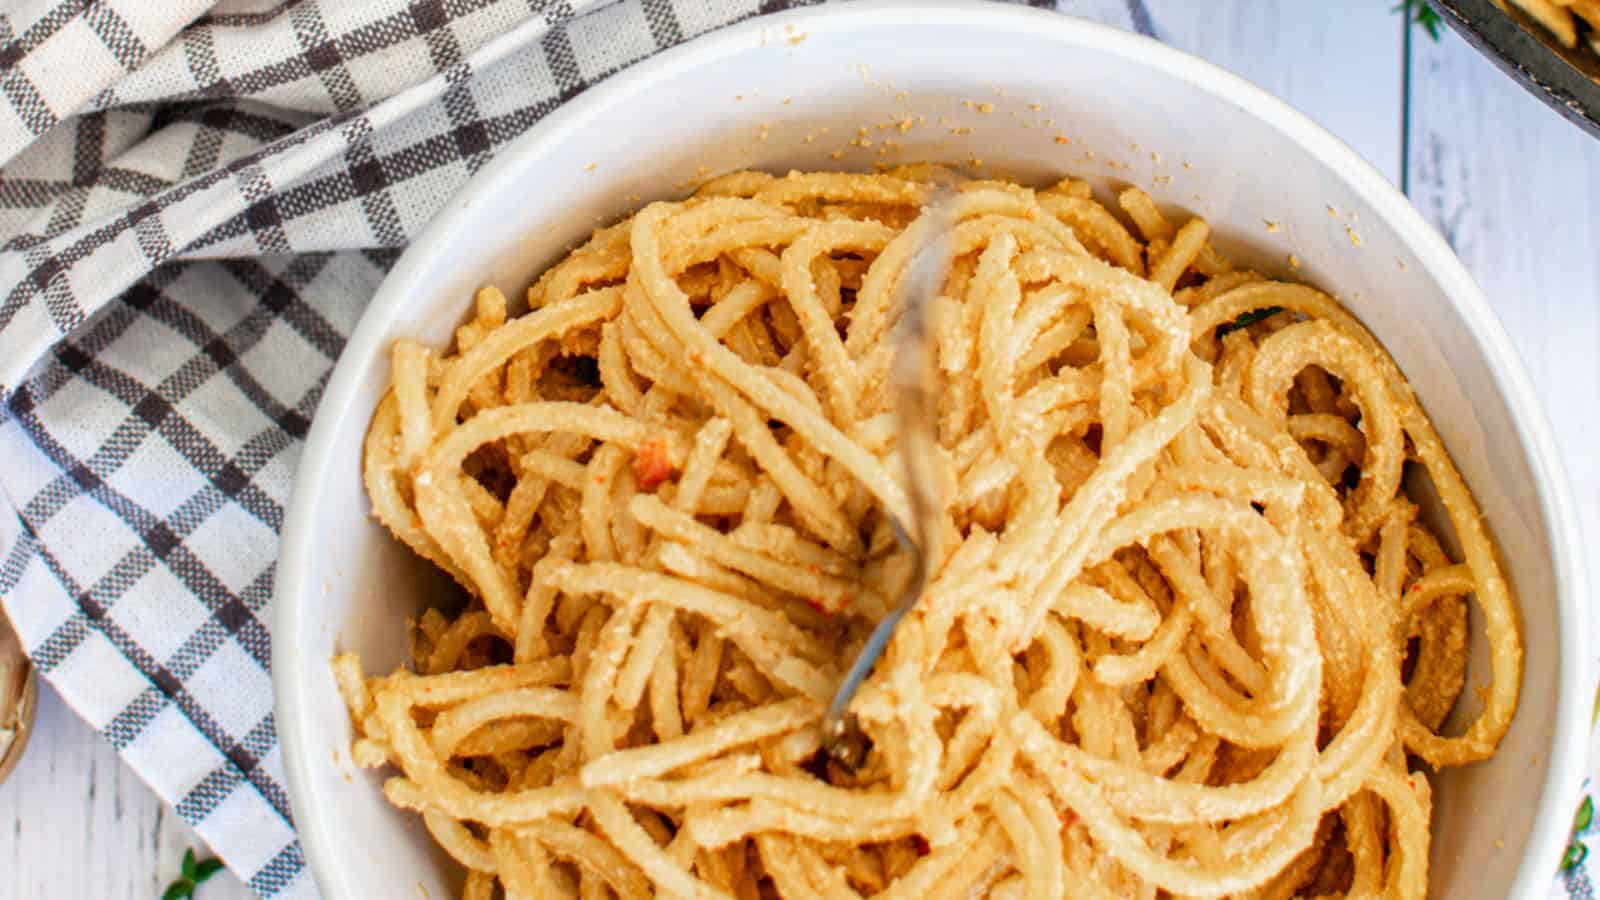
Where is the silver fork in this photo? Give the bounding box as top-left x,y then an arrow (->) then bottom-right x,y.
821,181 -> 958,768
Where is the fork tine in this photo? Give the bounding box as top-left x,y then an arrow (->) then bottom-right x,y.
821,180 -> 958,767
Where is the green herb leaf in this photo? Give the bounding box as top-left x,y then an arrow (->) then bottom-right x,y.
1420,8 -> 1444,40
164,848 -> 222,899
1393,0 -> 1445,41
1562,839 -> 1589,871
1578,795 -> 1595,833
1217,306 -> 1284,336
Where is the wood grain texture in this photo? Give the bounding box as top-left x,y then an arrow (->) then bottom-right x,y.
1142,0 -> 1408,185
1405,25 -> 1600,553
0,682 -> 249,899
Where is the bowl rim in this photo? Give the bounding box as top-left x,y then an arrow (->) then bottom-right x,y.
273,3 -> 1592,898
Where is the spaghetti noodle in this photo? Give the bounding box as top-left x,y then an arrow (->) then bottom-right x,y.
1505,0 -> 1600,54
340,168 -> 1522,898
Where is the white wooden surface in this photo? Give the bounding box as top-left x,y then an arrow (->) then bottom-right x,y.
0,4 -> 1596,898
1146,0 -> 1408,185
0,680 -> 250,898
1405,22 -> 1600,566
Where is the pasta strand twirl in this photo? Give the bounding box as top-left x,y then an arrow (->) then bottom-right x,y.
345,169 -> 1520,899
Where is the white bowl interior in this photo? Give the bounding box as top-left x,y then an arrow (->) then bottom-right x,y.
276,6 -> 1585,899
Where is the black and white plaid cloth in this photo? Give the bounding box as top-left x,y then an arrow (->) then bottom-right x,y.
0,0 -> 1147,895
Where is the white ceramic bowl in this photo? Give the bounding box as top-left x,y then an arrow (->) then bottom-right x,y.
275,4 -> 1590,898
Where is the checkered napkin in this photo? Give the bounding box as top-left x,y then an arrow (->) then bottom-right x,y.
0,1 -> 1588,898
0,1 -> 830,894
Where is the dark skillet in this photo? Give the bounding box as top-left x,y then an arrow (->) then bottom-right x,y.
1429,0 -> 1600,138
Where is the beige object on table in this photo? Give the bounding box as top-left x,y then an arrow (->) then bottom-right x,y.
0,604 -> 36,785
